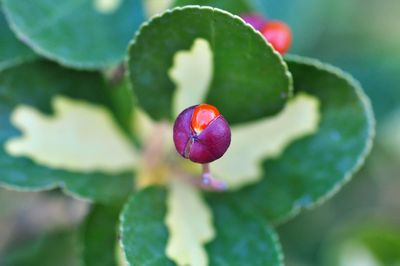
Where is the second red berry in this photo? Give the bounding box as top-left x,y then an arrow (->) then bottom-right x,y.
261,21 -> 292,55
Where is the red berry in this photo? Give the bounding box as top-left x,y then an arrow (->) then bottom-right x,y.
261,21 -> 292,55
173,104 -> 231,164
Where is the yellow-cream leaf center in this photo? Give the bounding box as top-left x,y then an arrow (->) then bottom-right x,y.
170,38 -> 213,117
5,96 -> 138,174
213,93 -> 321,189
165,178 -> 215,266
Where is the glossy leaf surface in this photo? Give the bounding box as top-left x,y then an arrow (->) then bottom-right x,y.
120,186 -> 283,265
2,0 -> 145,69
0,7 -> 36,71
0,61 -> 134,205
128,6 -> 291,124
228,56 -> 374,222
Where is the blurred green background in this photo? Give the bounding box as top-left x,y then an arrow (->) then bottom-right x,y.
1,0 -> 400,265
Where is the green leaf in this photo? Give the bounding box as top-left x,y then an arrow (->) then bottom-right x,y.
120,186 -> 283,265
0,60 -> 134,205
128,6 -> 291,124
2,0 -> 145,69
205,194 -> 283,266
81,204 -> 121,266
120,187 -> 173,265
172,0 -> 254,14
228,56 -> 375,223
214,93 -> 320,189
0,7 -> 36,71
2,230 -> 82,266
105,76 -> 136,138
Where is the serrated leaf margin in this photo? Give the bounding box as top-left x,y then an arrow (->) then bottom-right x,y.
126,5 -> 293,121
274,54 -> 376,224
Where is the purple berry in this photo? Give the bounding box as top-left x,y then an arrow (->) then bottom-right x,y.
173,104 -> 231,164
240,13 -> 267,31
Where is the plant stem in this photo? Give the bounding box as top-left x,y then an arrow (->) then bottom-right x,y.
200,163 -> 227,191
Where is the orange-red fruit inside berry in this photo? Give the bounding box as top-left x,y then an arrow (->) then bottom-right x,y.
261,21 -> 292,55
191,104 -> 220,134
